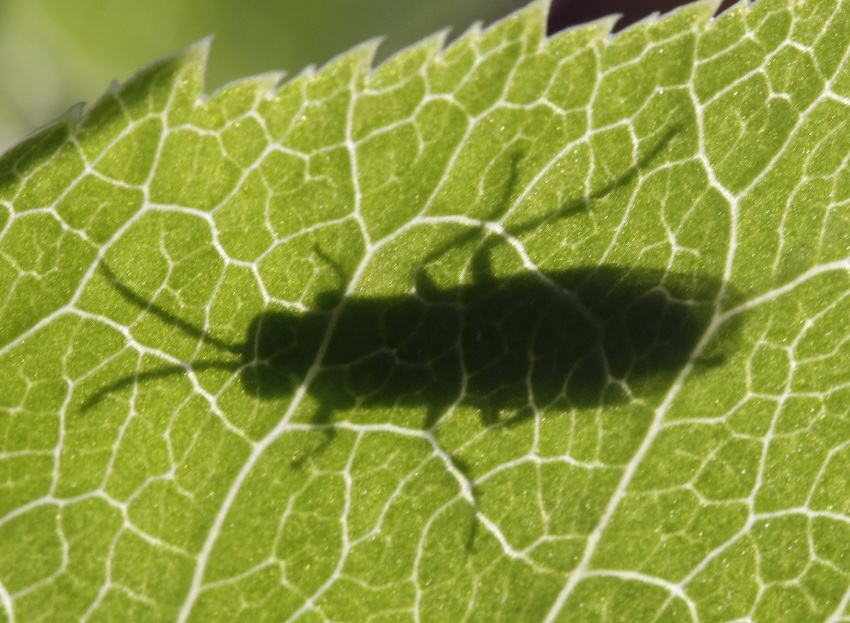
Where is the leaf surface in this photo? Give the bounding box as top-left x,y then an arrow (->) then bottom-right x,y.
2,0 -> 850,621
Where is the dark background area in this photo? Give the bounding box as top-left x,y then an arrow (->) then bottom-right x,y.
549,0 -> 738,33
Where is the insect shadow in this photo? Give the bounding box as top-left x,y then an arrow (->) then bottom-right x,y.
87,251 -> 741,433
86,123 -> 728,427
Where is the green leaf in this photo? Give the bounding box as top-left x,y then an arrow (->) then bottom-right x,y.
0,0 -> 523,150
2,0 -> 850,620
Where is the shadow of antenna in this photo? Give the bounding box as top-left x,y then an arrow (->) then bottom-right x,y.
87,247 -> 355,411
505,122 -> 682,238
412,123 -> 682,300
98,263 -> 241,355
81,263 -> 246,409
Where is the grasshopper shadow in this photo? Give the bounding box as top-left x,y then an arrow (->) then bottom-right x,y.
88,262 -> 741,431
258,266 -> 739,427
88,124 -> 701,424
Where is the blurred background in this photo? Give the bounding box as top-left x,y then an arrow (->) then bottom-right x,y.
0,0 -> 736,152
